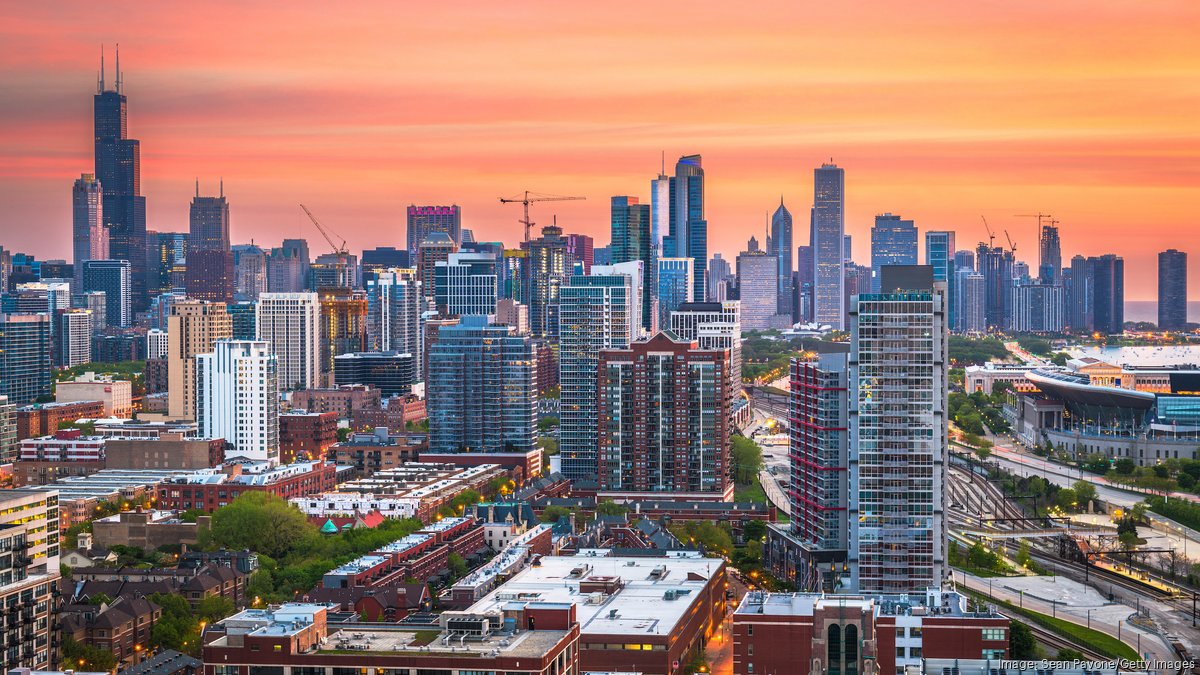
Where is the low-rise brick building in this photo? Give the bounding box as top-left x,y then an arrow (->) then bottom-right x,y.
278,410 -> 338,463
16,400 -> 106,439
157,461 -> 339,512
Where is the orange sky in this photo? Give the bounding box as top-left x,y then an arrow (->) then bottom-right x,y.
1,1 -> 1198,299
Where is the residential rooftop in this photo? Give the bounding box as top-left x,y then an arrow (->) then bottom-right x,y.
734,590 -> 999,620
466,554 -> 722,637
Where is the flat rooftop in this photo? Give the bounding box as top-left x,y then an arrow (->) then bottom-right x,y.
467,554 -> 721,637
316,625 -> 567,659
734,590 -> 997,620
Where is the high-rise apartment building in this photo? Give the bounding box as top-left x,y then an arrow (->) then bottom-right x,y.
317,288 -> 368,386
147,230 -> 186,296
366,270 -> 422,364
417,232 -> 458,300
656,257 -> 693,329
954,269 -> 986,333
870,213 -> 917,293
81,259 -> 132,327
706,254 -> 733,303
268,239 -> 309,293
558,264 -> 638,483
72,172 -> 107,290
526,224 -> 569,339
848,268 -> 947,592
1068,255 -> 1094,332
1158,249 -> 1188,330
434,252 -> 498,317
669,300 -> 743,398
650,170 -> 670,248
565,233 -> 594,275
769,199 -> 794,318
925,231 -> 956,329
257,292 -> 320,391
427,316 -> 537,453
167,300 -> 232,419
197,339 -> 279,464
360,246 -> 409,284
228,301 -> 258,339
0,396 -> 14,463
736,249 -> 779,332
1010,282 -> 1066,333
1038,224 -> 1062,283
975,244 -> 1014,329
1092,254 -> 1124,335
310,252 -> 358,290
665,154 -> 707,301
610,196 -> 653,330
597,332 -> 732,500
499,249 -> 528,302
406,205 -> 462,253
0,489 -> 61,669
233,244 -> 268,300
57,308 -> 94,367
812,163 -> 845,329
494,298 -> 529,334
0,314 -> 52,406
94,51 -> 148,311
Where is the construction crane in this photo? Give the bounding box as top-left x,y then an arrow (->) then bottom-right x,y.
299,203 -> 348,263
1003,230 -> 1017,257
980,216 -> 996,248
1014,213 -> 1054,230
499,191 -> 586,242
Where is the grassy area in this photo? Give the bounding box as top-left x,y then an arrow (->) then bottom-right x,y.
963,588 -> 1139,660
951,564 -> 1011,578
735,478 -> 767,503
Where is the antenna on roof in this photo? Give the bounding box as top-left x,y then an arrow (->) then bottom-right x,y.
220,178 -> 224,198
115,44 -> 122,94
98,45 -> 105,94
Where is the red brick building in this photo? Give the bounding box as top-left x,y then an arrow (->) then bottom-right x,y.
421,447 -> 542,485
16,400 -> 106,440
289,384 -> 381,419
732,590 -> 1009,675
534,339 -> 557,395
157,461 -> 339,512
351,393 -> 427,431
278,410 -> 338,463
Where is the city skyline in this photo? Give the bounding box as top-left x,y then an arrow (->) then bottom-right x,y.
1,2 -> 1198,300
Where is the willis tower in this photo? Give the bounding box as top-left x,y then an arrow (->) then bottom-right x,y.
95,47 -> 148,310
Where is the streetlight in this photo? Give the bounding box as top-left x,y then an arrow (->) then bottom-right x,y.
1086,608 -> 1093,629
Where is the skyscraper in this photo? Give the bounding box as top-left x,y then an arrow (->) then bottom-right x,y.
268,239 -> 309,293
57,309 -> 93,368
597,332 -> 731,500
367,269 -> 423,362
665,154 -> 707,301
257,292 -> 321,391
1010,282 -> 1066,333
0,313 -> 52,406
559,264 -> 638,482
360,246 -> 409,284
526,224 -> 569,339
650,169 -> 670,249
848,268 -> 947,592
870,213 -> 918,293
233,244 -> 268,301
925,231 -> 956,328
434,252 -> 498,317
976,244 -> 1014,329
197,340 -> 279,464
770,199 -> 794,318
147,230 -> 187,296
611,196 -> 654,331
955,269 -> 986,333
81,259 -> 132,327
795,245 -> 814,322
812,163 -> 845,329
565,233 -> 594,275
72,173 -> 106,290
167,300 -> 232,419
427,316 -> 537,453
1158,249 -> 1188,330
655,257 -> 694,329
417,232 -> 458,299
94,49 -> 148,310
186,185 -> 234,303
669,300 -> 742,398
317,288 -> 368,386
1092,254 -> 1124,335
1068,255 -> 1094,332
1038,224 -> 1062,283
706,254 -> 733,303
406,205 -> 462,253
736,249 -> 778,332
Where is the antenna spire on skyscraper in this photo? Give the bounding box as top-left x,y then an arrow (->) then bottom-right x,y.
115,43 -> 122,94
98,45 -> 105,93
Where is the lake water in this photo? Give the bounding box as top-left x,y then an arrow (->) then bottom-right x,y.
1066,345 -> 1200,367
1124,300 -> 1200,324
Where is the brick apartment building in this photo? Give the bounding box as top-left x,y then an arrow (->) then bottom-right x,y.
278,410 -> 338,463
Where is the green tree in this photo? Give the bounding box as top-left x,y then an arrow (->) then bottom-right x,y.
539,505 -> 572,523
336,427 -> 352,442
1057,648 -> 1085,661
196,595 -> 236,623
743,520 -> 767,542
731,435 -> 764,484
203,492 -> 317,558
1072,480 -> 1097,507
974,444 -> 993,461
1016,540 -> 1033,569
670,520 -> 733,556
1055,487 -> 1079,512
1008,621 -> 1037,659
596,500 -> 629,516
447,552 -> 468,579
1114,458 -> 1136,475
538,416 -> 560,432
1119,530 -> 1140,550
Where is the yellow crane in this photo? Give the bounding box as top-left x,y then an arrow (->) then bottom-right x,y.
499,191 -> 586,242
299,203 -> 348,264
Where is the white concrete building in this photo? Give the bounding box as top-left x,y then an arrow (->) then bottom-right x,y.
669,300 -> 742,394
197,340 -> 279,463
57,309 -> 93,367
146,327 -> 169,360
256,292 -> 320,391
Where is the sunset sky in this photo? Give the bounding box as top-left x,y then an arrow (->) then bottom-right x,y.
1,1 -> 1198,299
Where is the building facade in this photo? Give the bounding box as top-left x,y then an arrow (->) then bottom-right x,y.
256,292 -> 320,391
81,259 -> 132,327
1159,248 -> 1187,330
0,314 -> 52,406
197,340 -> 279,463
167,300 -> 232,419
870,213 -> 917,293
812,163 -> 845,329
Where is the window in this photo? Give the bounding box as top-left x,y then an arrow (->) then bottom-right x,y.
982,628 -> 1005,641
747,624 -> 753,636
909,647 -> 922,658
982,649 -> 1005,660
